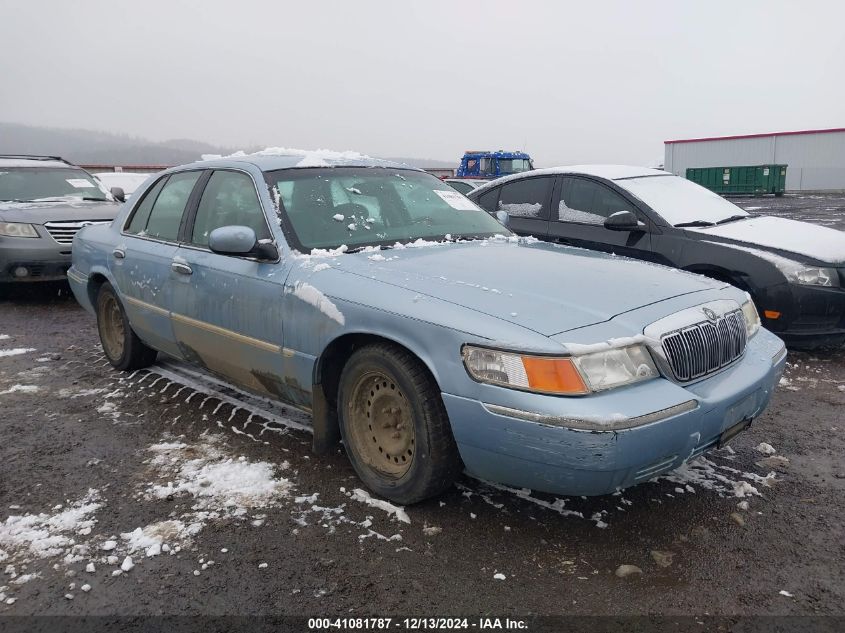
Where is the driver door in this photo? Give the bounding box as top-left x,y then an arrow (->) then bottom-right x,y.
169,169 -> 301,403
547,176 -> 654,260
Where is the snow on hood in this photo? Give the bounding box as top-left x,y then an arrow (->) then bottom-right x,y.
686,216 -> 845,264
335,240 -> 724,336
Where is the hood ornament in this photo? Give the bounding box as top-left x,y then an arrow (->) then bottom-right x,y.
702,307 -> 719,322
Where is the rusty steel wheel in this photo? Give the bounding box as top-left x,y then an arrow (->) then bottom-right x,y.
98,291 -> 125,362
95,282 -> 158,371
346,371 -> 416,478
337,342 -> 462,504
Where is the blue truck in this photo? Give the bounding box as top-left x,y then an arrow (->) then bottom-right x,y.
456,150 -> 533,178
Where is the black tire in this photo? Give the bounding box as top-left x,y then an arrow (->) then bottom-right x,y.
95,282 -> 158,371
337,342 -> 461,504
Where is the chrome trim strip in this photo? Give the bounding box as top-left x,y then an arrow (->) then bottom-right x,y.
122,296 -> 282,354
170,312 -> 282,354
482,399 -> 698,431
66,269 -> 87,284
771,344 -> 787,364
125,295 -> 170,317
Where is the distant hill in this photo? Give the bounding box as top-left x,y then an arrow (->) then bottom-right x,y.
0,122 -> 455,169
383,156 -> 457,169
0,122 -> 236,165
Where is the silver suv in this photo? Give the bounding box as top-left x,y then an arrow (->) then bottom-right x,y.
0,155 -> 123,284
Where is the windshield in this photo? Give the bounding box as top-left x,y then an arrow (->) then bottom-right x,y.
0,167 -> 112,202
498,159 -> 532,174
266,167 -> 511,252
617,175 -> 748,226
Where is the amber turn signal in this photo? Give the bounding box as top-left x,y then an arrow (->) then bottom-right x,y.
520,356 -> 589,395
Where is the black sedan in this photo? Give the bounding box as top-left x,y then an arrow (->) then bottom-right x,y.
468,165 -> 845,348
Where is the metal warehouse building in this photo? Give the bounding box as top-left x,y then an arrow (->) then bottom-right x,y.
664,127 -> 845,192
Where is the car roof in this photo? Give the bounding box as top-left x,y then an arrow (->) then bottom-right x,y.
0,155 -> 75,169
170,150 -> 419,173
471,164 -> 669,193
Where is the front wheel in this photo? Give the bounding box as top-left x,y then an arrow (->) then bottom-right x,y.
96,282 -> 158,370
337,343 -> 461,504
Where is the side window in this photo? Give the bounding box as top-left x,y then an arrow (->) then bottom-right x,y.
497,177 -> 551,218
479,158 -> 493,174
143,171 -> 202,241
126,176 -> 167,234
558,177 -> 632,225
475,187 -> 500,213
192,170 -> 269,247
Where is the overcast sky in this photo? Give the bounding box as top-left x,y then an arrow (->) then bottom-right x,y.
1,0 -> 843,166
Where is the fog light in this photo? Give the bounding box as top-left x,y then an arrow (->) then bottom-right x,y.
13,266 -> 29,278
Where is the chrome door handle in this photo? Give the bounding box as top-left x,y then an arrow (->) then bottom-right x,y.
171,261 -> 193,275
112,248 -> 125,259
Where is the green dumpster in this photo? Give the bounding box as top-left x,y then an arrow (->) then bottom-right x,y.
686,164 -> 787,196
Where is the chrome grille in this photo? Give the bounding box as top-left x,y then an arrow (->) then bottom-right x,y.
661,309 -> 747,382
44,220 -> 111,245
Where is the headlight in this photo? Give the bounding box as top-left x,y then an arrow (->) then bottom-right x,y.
462,344 -> 658,395
786,266 -> 839,287
772,258 -> 839,287
741,295 -> 761,338
0,222 -> 39,238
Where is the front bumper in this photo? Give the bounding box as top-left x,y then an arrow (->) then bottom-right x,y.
0,232 -> 72,282
757,279 -> 845,348
443,329 -> 786,497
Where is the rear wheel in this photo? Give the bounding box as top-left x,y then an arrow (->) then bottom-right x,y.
338,343 -> 461,504
96,282 -> 158,370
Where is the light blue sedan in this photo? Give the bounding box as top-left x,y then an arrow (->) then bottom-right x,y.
68,153 -> 787,503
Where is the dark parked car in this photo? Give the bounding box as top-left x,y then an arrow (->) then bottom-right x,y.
468,165 -> 845,348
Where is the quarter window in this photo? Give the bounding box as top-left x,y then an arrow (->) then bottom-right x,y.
192,170 -> 269,247
475,187 -> 500,213
497,177 -> 551,218
558,177 -> 633,224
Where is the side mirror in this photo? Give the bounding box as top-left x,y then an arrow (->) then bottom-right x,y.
208,225 -> 278,260
110,187 -> 126,203
604,210 -> 644,232
495,210 -> 510,228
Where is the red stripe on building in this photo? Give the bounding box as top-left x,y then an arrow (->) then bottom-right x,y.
664,127 -> 845,145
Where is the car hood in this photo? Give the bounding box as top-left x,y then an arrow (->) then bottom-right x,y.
336,239 -> 724,336
686,215 -> 845,265
0,200 -> 122,223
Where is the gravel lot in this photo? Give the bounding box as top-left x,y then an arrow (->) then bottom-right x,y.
1,194 -> 843,622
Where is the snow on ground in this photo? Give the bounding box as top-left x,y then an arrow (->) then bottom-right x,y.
348,488 -> 411,524
661,454 -> 775,498
0,348 -> 36,358
0,385 -> 39,395
144,434 -> 293,513
0,489 -> 101,566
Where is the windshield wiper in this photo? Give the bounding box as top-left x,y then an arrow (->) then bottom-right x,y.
715,214 -> 749,225
674,220 -> 716,227
82,197 -> 109,202
346,244 -> 388,254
